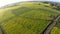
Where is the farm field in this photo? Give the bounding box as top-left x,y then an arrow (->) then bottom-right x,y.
0,2 -> 60,34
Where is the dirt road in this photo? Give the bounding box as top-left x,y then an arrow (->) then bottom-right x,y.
42,14 -> 60,34
0,23 -> 5,34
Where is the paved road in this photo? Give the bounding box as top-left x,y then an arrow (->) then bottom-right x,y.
42,14 -> 60,34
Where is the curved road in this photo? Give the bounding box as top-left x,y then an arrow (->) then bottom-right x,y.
42,14 -> 60,34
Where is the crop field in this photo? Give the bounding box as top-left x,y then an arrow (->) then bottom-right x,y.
0,2 -> 60,34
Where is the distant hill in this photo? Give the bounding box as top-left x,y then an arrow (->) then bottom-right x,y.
0,1 -> 60,9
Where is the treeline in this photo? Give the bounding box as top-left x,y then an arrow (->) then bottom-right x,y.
42,1 -> 60,10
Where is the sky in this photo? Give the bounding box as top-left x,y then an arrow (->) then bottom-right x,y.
0,0 -> 60,7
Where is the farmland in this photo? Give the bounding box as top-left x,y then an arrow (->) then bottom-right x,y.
0,1 -> 60,34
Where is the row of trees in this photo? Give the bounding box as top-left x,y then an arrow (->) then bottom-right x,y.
50,2 -> 60,10
42,1 -> 60,10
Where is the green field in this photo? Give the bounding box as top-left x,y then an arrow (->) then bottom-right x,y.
0,2 -> 60,34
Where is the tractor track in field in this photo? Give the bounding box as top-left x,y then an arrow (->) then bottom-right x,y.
0,23 -> 5,34
42,14 -> 60,34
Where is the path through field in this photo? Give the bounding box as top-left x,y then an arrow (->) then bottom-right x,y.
0,23 -> 5,34
42,14 -> 60,34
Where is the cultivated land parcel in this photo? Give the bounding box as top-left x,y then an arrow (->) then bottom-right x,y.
0,1 -> 60,34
